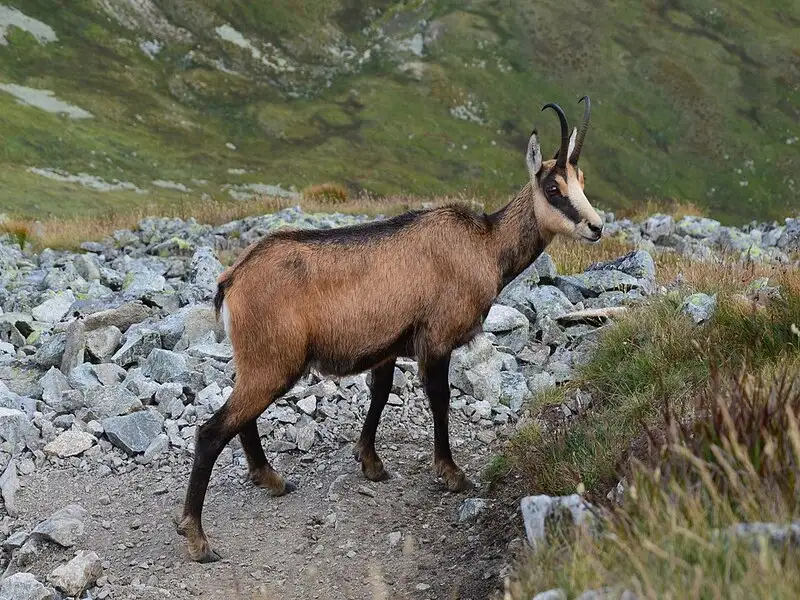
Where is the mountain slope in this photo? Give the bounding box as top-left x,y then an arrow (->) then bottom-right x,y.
0,0 -> 798,221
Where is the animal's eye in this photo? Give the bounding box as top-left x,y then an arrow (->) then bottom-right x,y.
546,184 -> 559,196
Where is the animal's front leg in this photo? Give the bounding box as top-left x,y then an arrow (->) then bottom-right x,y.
422,354 -> 473,492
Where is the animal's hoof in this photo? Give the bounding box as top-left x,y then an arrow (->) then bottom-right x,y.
362,462 -> 391,483
272,479 -> 296,497
446,473 -> 474,493
191,544 -> 222,564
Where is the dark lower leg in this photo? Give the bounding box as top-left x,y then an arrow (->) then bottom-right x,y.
423,355 -> 472,492
354,359 -> 396,481
239,419 -> 293,495
177,405 -> 236,563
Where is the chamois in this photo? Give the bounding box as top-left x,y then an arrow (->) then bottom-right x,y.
177,97 -> 604,563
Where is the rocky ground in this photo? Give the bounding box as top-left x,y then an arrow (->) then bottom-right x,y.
0,207 -> 797,599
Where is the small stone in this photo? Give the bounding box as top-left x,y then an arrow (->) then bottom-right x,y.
142,349 -> 188,384
0,459 -> 20,517
44,431 -> 95,458
32,504 -> 87,547
112,328 -> 161,368
388,531 -> 402,547
457,498 -> 487,522
357,485 -> 376,498
60,320 -> 86,375
415,583 -> 431,591
0,573 -> 54,600
682,292 -> 717,324
85,326 -> 122,362
84,384 -> 143,419
296,423 -> 316,452
48,550 -> 103,596
532,590 -> 567,600
32,291 -> 76,323
296,396 -> 317,416
102,410 -> 165,455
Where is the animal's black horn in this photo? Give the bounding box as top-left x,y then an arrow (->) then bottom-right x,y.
542,102 -> 569,171
569,96 -> 591,165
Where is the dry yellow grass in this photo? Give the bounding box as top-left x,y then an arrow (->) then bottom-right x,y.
615,196 -> 705,222
302,182 -> 350,204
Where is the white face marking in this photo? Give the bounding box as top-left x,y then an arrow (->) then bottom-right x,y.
566,171 -> 603,241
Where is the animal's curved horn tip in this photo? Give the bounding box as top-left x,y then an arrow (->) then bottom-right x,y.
531,128 -> 538,136
578,95 -> 589,104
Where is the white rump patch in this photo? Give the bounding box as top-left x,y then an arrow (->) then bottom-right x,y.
221,300 -> 232,338
0,5 -> 57,46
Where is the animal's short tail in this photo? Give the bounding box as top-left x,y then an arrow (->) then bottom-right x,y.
213,274 -> 232,320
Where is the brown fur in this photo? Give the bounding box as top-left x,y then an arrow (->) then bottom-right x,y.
178,119 -> 603,563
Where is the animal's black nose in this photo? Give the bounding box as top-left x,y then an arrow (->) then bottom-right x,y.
588,222 -> 603,234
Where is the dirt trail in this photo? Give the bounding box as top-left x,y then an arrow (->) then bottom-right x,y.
17,411 -> 518,600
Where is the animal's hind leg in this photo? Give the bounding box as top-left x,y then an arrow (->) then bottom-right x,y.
422,354 -> 472,492
354,358 -> 395,482
239,419 -> 295,495
177,374 -> 295,563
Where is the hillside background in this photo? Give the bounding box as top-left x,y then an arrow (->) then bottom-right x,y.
0,0 -> 798,222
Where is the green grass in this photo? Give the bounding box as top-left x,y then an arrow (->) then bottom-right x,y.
504,271 -> 800,599
0,0 -> 797,221
509,272 -> 800,500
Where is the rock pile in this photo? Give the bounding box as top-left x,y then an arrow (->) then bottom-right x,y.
0,206 -> 796,594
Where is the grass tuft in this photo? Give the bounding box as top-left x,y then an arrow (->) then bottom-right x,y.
302,182 -> 350,204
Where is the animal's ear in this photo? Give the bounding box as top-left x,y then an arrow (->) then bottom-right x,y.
567,127 -> 577,160
526,129 -> 542,177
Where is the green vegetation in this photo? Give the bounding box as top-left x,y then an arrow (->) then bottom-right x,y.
504,266 -> 800,598
0,0 -> 797,221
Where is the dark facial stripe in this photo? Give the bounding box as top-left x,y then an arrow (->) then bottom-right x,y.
539,172 -> 582,224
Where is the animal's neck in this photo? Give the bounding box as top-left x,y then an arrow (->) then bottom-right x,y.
489,183 -> 549,288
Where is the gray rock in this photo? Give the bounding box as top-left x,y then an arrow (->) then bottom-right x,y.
529,286 -> 574,320
776,218 -> 800,252
84,302 -> 151,333
43,431 -> 95,458
297,396 -> 317,416
520,494 -> 595,551
0,459 -> 20,517
123,369 -> 159,402
532,590 -> 567,600
483,305 -> 529,352
32,504 -> 87,547
533,252 -> 558,282
73,254 -> 101,281
102,409 -> 165,455
173,307 -> 222,350
640,214 -> 674,242
556,271 -> 641,298
449,335 -> 503,398
0,408 -> 36,454
122,269 -> 166,299
499,371 -> 532,412
721,521 -> 800,550
85,326 -> 122,362
32,291 -> 76,323
682,292 -> 717,324
112,328 -> 161,367
0,573 -> 54,600
189,247 -> 224,299
526,371 -> 556,396
33,333 -> 67,369
91,363 -> 126,386
187,342 -> 233,362
40,368 -> 70,406
296,423 -> 317,452
66,363 -> 101,390
142,348 -> 188,384
676,216 -> 721,239
138,433 -> 169,465
47,550 -> 102,596
84,384 -> 143,419
587,250 -> 655,281
457,498 -> 487,522
60,319 -> 85,375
